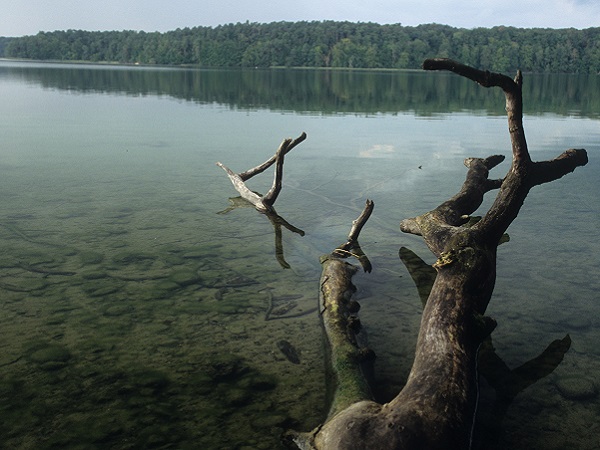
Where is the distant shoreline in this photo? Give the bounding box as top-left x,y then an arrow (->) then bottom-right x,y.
4,25 -> 599,74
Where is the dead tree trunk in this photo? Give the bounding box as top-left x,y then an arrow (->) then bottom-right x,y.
399,246 -> 572,447
287,60 -> 587,450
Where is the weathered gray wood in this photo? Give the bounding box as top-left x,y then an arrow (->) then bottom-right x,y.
217,132 -> 306,213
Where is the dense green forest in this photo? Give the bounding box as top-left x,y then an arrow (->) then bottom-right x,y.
3,22 -> 600,73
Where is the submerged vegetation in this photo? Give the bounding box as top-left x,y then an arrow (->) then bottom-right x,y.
3,22 -> 600,73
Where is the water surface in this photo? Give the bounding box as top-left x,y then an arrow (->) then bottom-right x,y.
1,61 -> 599,449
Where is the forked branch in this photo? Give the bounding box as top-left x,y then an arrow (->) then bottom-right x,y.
216,132 -> 307,213
422,59 -> 588,245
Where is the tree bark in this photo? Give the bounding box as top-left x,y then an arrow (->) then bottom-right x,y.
287,60 -> 587,450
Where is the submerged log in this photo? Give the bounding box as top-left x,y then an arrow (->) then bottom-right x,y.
287,60 -> 587,450
285,200 -> 375,449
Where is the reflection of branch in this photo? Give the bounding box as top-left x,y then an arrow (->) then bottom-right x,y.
479,335 -> 572,405
398,247 -> 436,308
475,335 -> 572,444
216,196 -> 304,269
266,211 -> 305,269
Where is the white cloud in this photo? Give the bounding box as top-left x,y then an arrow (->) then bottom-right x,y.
359,144 -> 396,158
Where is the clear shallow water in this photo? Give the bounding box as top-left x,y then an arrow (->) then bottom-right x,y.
0,61 -> 599,449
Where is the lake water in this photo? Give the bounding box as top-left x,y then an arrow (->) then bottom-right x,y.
0,60 -> 599,449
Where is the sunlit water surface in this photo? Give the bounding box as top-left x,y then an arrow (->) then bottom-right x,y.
0,61 -> 599,449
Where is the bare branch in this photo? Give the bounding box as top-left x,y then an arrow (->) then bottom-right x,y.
216,132 -> 306,213
262,139 -> 289,207
238,132 -> 307,181
530,149 -> 589,186
423,58 -> 517,92
334,199 -> 375,272
423,59 -> 588,244
215,162 -> 264,208
400,155 -> 505,255
347,199 -> 374,242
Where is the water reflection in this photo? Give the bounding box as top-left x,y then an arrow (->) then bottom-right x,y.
2,61 -> 599,117
218,198 -> 305,270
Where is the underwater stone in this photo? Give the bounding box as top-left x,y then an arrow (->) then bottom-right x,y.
27,344 -> 71,371
181,251 -> 204,259
223,387 -> 252,406
212,302 -> 242,314
112,251 -> 155,264
206,353 -> 248,382
102,304 -> 134,317
80,271 -> 109,280
154,280 -> 180,291
78,250 -> 105,265
169,269 -> 202,287
24,279 -> 50,292
277,340 -> 301,364
83,279 -> 125,297
131,369 -> 170,392
562,314 -> 592,330
556,376 -> 597,400
238,373 -> 277,392
87,285 -> 122,298
189,373 -> 215,395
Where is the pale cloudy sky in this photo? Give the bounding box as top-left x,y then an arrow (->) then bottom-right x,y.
2,0 -> 599,36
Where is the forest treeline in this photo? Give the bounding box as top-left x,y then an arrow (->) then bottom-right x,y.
3,22 -> 600,73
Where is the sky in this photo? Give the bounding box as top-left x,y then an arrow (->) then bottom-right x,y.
2,0 -> 599,37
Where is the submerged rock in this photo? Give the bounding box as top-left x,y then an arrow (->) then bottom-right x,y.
206,353 -> 249,382
27,344 -> 71,371
556,376 -> 597,400
169,269 -> 202,287
276,340 -> 300,364
78,250 -> 105,265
